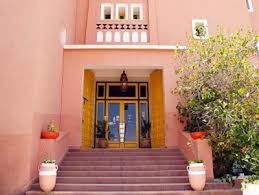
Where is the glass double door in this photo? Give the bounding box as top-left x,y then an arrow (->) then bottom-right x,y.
106,101 -> 138,148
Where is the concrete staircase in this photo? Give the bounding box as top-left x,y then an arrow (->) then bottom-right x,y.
26,148 -> 241,195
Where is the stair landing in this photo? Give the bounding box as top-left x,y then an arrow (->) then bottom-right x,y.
26,148 -> 241,195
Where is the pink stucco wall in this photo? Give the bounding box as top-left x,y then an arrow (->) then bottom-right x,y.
250,0 -> 259,33
75,0 -> 254,45
61,49 -> 181,147
0,1 -> 76,194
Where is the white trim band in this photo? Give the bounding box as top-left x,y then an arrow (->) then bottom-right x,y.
188,171 -> 206,175
64,44 -> 187,50
39,171 -> 57,176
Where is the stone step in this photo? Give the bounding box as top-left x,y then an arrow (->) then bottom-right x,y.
59,164 -> 187,171
61,160 -> 187,166
30,183 -> 232,192
26,190 -> 242,195
63,155 -> 185,161
68,148 -> 181,153
35,176 -> 190,184
57,170 -> 188,177
66,151 -> 183,157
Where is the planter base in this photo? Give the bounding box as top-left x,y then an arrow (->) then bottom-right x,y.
188,171 -> 206,191
39,171 -> 57,192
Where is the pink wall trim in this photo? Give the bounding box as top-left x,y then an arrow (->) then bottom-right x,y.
178,131 -> 214,179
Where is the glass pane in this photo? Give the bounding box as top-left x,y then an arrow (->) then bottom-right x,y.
124,103 -> 136,141
140,85 -> 147,98
108,103 -> 120,142
140,103 -> 148,121
97,102 -> 104,122
97,85 -> 105,97
109,85 -> 136,97
140,103 -> 149,138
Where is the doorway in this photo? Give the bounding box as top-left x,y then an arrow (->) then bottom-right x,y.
95,82 -> 149,148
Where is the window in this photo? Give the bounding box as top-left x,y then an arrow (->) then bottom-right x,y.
108,85 -> 136,98
101,4 -> 113,20
116,4 -> 128,20
192,19 -> 209,40
246,0 -> 254,12
97,84 -> 105,98
139,84 -> 148,99
131,4 -> 143,20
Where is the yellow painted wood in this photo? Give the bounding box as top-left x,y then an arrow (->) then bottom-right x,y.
82,70 -> 95,148
150,70 -> 165,148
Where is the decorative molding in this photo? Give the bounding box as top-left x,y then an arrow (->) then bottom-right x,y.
64,44 -> 187,50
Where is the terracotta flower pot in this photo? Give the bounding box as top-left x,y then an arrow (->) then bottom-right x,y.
41,131 -> 59,139
188,170 -> 206,191
98,138 -> 108,148
140,138 -> 151,148
191,132 -> 207,140
39,171 -> 57,192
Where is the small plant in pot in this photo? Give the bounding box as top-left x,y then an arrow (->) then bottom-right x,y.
176,102 -> 208,140
39,159 -> 58,192
41,121 -> 59,139
187,160 -> 206,191
140,117 -> 151,148
96,120 -> 108,148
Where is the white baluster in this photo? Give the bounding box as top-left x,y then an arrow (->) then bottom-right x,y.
114,32 -> 121,43
132,32 -> 139,43
105,31 -> 112,42
97,31 -> 104,42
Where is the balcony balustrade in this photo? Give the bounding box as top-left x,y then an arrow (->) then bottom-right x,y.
96,23 -> 149,44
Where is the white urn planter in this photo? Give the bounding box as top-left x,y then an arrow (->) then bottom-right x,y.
187,161 -> 206,191
39,160 -> 58,192
243,183 -> 259,195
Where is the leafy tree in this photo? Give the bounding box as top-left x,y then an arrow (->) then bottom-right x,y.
174,28 -> 259,179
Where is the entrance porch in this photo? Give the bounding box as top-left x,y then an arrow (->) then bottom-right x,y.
82,69 -> 165,149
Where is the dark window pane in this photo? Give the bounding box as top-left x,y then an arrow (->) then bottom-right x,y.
109,85 -> 136,97
98,85 -> 105,97
140,86 -> 147,97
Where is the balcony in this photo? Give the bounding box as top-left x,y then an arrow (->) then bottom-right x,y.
96,23 -> 149,44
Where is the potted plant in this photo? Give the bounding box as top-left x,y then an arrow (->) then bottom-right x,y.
39,159 -> 58,192
242,176 -> 259,195
41,121 -> 59,139
96,120 -> 108,148
140,117 -> 151,148
187,160 -> 206,191
176,103 -> 208,140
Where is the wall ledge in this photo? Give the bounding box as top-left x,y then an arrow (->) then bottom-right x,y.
178,131 -> 214,179
64,44 -> 187,50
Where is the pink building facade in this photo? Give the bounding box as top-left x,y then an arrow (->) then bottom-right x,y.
0,0 -> 258,194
